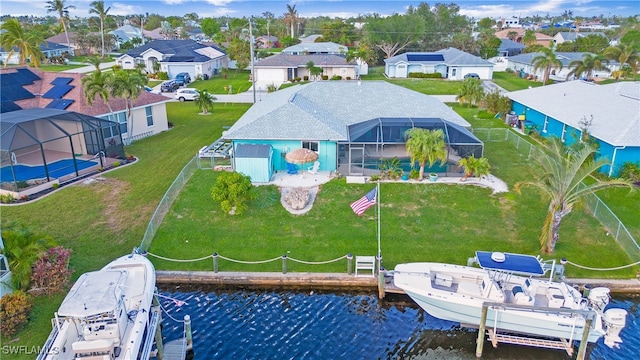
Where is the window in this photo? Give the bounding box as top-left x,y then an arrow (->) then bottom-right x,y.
452,68 -> 457,77
145,106 -> 154,127
302,141 -> 319,152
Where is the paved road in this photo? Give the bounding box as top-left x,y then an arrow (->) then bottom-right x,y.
62,61 -> 116,73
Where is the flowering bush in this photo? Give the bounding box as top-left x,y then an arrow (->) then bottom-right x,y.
29,247 -> 73,296
0,291 -> 33,337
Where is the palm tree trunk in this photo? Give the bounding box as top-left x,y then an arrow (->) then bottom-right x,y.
62,20 -> 72,54
100,20 -> 105,57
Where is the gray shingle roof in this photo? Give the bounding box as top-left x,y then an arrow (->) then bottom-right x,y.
507,81 -> 640,146
254,54 -> 351,67
223,81 -> 470,141
282,42 -> 347,54
385,48 -> 493,67
122,39 -> 225,62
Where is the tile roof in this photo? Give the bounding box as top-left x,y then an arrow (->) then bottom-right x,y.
223,81 -> 470,141
0,67 -> 168,116
507,81 -> 640,146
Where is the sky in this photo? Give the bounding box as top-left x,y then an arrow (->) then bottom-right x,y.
0,0 -> 638,19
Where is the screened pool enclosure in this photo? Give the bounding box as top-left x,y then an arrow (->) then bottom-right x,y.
1,108 -> 124,194
338,117 -> 484,176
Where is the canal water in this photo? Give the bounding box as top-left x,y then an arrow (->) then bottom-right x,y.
157,286 -> 639,359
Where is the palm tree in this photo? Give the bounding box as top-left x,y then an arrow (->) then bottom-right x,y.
0,19 -> 45,67
89,1 -> 110,58
604,44 -> 639,79
1,224 -> 56,290
81,70 -> 114,116
284,4 -> 298,38
566,53 -> 610,81
106,70 -> 147,142
456,77 -> 484,106
404,128 -> 447,181
515,139 -> 633,254
531,44 -> 563,85
458,155 -> 490,180
46,0 -> 76,54
84,55 -> 102,71
522,29 -> 537,46
194,89 -> 217,114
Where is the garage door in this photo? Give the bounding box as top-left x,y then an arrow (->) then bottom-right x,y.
168,65 -> 194,80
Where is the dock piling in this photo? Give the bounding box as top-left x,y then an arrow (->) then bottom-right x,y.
213,253 -> 218,273
476,304 -> 488,357
576,317 -> 592,360
347,253 -> 353,275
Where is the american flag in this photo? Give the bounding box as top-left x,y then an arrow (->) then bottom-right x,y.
350,187 -> 377,216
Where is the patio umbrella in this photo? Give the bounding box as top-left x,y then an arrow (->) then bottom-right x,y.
285,148 -> 318,165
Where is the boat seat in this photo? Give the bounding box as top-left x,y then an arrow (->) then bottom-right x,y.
512,286 -> 534,305
547,287 -> 565,308
434,273 -> 453,287
73,339 -> 114,359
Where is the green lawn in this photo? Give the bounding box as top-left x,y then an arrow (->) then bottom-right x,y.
492,72 -> 545,91
189,70 -> 253,94
361,66 -> 463,94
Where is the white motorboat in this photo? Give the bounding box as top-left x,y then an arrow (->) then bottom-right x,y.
393,251 -> 627,348
37,251 -> 159,360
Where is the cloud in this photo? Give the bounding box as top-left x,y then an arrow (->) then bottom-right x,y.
110,2 -> 143,16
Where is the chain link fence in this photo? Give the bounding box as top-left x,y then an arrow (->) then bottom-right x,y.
475,128 -> 640,262
139,155 -> 199,251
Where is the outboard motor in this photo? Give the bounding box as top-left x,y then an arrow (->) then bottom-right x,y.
603,308 -> 627,348
587,287 -> 610,311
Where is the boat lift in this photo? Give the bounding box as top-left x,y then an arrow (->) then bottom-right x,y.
475,302 -> 595,359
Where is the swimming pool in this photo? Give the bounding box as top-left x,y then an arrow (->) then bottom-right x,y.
0,158 -> 99,182
362,157 -> 449,173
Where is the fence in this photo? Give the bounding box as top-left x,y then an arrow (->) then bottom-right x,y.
475,128 -> 640,262
139,155 -> 199,251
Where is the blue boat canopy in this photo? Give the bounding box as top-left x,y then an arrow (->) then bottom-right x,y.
475,251 -> 545,276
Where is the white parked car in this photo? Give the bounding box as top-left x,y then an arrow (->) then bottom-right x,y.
175,88 -> 199,101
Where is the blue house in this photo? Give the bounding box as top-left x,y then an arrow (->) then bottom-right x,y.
507,81 -> 640,176
222,81 -> 484,181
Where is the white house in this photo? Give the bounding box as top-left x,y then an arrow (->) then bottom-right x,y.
507,52 -> 620,81
385,48 -> 494,80
116,39 -> 228,80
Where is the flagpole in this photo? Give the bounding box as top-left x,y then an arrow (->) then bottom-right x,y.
376,181 -> 381,258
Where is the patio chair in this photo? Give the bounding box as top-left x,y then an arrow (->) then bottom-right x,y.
307,161 -> 320,175
286,162 -> 298,174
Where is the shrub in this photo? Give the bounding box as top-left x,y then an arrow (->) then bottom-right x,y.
619,162 -> 640,184
0,291 -> 33,337
322,75 -> 329,80
295,77 -> 301,82
408,72 -> 442,79
482,89 -> 512,118
52,183 -> 60,189
346,77 -> 351,80
0,193 -> 15,203
303,76 -> 309,81
330,75 -> 342,80
409,169 -> 420,179
157,71 -> 169,80
505,68 -> 515,74
112,161 -> 121,167
210,172 -> 257,215
369,174 -> 380,182
29,247 -> 73,296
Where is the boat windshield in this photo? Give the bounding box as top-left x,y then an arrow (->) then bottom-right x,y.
475,251 -> 545,276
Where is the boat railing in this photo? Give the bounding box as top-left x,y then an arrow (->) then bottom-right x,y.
36,323 -> 60,360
